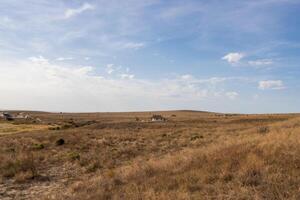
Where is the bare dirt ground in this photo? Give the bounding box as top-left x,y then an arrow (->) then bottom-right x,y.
0,111 -> 299,200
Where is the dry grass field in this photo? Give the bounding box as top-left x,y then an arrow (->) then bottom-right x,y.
0,123 -> 50,136
0,111 -> 299,200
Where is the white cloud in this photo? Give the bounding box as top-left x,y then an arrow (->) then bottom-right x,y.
106,64 -> 115,74
248,59 -> 273,66
117,42 -> 145,50
223,53 -> 274,67
181,74 -> 193,80
225,91 -> 239,100
258,80 -> 285,90
56,57 -> 73,61
28,56 -> 49,64
0,58 -> 243,112
120,73 -> 135,79
64,3 -> 95,19
222,52 -> 245,64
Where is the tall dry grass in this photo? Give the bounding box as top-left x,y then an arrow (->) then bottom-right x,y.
1,112 -> 299,199
56,117 -> 300,200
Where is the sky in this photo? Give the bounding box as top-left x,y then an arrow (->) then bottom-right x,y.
0,0 -> 300,113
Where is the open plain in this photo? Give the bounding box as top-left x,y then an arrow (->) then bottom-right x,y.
0,111 -> 300,200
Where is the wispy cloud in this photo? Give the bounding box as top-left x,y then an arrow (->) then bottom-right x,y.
258,80 -> 285,90
225,92 -> 239,100
248,59 -> 273,66
56,57 -> 73,61
106,64 -> 115,74
28,56 -> 49,64
114,42 -> 145,50
64,3 -> 95,19
160,3 -> 203,20
120,73 -> 135,79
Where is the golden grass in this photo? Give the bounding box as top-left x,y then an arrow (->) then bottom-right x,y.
59,117 -> 300,200
0,123 -> 49,135
0,111 -> 299,200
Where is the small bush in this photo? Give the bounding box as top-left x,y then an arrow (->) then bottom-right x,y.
69,152 -> 80,161
240,166 -> 263,187
48,126 -> 60,130
161,133 -> 167,137
32,143 -> 44,150
62,124 -> 72,129
56,138 -> 65,146
257,126 -> 270,134
190,135 -> 203,141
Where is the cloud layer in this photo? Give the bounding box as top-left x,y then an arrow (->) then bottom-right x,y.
0,57 -> 244,112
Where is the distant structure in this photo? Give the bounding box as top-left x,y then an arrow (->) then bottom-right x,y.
0,112 -> 33,121
1,112 -> 14,121
151,115 -> 166,122
15,112 -> 30,119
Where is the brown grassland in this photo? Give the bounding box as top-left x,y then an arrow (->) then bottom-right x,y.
0,111 -> 299,199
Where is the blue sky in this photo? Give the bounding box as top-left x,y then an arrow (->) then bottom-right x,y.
0,0 -> 300,113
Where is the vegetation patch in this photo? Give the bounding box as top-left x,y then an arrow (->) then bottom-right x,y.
68,152 -> 80,161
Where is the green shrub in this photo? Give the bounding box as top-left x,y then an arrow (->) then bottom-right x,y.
69,152 -> 80,161
32,143 -> 44,150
